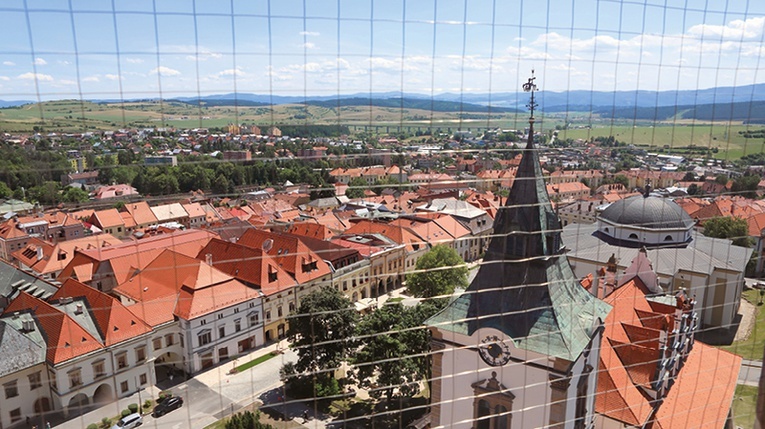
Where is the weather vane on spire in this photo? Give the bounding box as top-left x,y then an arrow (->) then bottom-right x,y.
523,69 -> 538,124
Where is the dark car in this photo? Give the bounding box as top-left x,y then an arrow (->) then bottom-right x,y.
152,396 -> 183,417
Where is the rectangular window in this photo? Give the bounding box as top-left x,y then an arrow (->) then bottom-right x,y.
28,372 -> 42,390
153,337 -> 162,350
198,332 -> 212,347
93,361 -> 106,379
139,373 -> 147,385
266,311 -> 271,321
217,313 -> 223,320
165,334 -> 174,346
235,319 -> 241,332
120,380 -> 129,393
116,353 -> 128,369
4,380 -> 18,399
200,319 -> 207,326
219,326 -> 226,339
234,307 -> 240,314
277,307 -> 283,318
9,408 -> 21,423
68,370 -> 82,388
249,313 -> 259,326
136,346 -> 146,363
179,335 -> 184,348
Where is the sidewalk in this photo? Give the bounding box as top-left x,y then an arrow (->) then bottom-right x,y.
52,385 -> 160,429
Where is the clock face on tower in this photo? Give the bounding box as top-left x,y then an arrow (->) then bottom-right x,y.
478,335 -> 512,367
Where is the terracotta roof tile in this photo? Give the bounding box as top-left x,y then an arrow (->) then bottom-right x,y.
3,291 -> 103,364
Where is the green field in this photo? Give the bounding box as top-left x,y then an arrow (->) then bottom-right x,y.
0,99 -> 527,133
559,123 -> 764,160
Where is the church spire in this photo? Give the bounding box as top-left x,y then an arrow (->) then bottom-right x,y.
427,71 -> 611,361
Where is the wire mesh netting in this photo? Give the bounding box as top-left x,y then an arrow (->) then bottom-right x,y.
0,1 -> 763,429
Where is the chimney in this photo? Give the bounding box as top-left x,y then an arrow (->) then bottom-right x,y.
75,303 -> 83,314
36,246 -> 43,261
205,253 -> 213,266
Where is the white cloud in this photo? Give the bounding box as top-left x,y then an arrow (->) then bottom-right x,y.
216,68 -> 246,77
104,74 -> 122,81
33,57 -> 47,66
149,66 -> 181,76
83,76 -> 100,82
58,79 -> 77,85
688,16 -> 765,40
185,50 -> 223,62
18,72 -> 53,81
299,31 -> 320,36
58,60 -> 71,65
0,76 -> 9,81
302,42 -> 316,49
126,58 -> 144,64
3,61 -> 15,66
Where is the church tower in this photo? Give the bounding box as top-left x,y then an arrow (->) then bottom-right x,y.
427,72 -> 611,429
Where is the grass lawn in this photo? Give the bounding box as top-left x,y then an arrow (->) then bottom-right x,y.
203,402 -> 301,429
234,352 -> 278,373
732,384 -> 759,429
387,297 -> 405,303
721,288 -> 765,360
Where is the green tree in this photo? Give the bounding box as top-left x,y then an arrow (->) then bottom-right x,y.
287,286 -> 358,374
354,302 -> 442,402
406,245 -> 468,299
28,181 -> 60,205
212,174 -> 230,196
731,174 -> 760,199
715,174 -> 729,185
682,171 -> 697,182
0,181 -> 11,199
62,186 -> 89,203
346,177 -> 367,199
703,216 -> 753,247
687,183 -> 700,196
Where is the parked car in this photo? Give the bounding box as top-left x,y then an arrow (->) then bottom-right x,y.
152,396 -> 183,417
111,413 -> 143,429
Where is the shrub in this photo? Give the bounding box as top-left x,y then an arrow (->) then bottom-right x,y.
87,424 -> 98,429
121,409 -> 131,418
100,417 -> 112,428
143,399 -> 153,409
128,403 -> 139,413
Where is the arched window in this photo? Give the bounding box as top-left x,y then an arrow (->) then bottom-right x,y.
477,400 -> 491,429
604,227 -> 610,233
664,235 -> 673,241
628,233 -> 639,240
495,405 -> 509,429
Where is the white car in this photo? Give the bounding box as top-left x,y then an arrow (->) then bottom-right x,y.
111,413 -> 143,429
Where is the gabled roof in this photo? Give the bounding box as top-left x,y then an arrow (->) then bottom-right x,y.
51,279 -> 151,346
344,220 -> 424,253
114,249 -> 256,324
3,291 -> 103,364
197,238 -> 295,296
91,208 -> 125,228
237,229 -> 332,284
288,221 -> 333,240
596,273 -> 741,429
125,201 -> 158,226
151,203 -> 188,222
182,202 -> 206,218
13,235 -> 122,276
0,219 -> 29,240
58,229 -> 216,285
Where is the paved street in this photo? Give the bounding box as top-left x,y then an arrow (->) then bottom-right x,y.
53,342 -> 297,429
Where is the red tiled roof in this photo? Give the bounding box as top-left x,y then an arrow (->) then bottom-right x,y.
3,292 -> 103,364
114,249 -> 256,324
125,201 -> 158,226
197,238 -> 295,297
91,208 -> 125,228
237,229 -> 332,284
51,279 -> 151,346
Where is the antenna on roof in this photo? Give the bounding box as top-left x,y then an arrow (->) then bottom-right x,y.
262,238 -> 273,252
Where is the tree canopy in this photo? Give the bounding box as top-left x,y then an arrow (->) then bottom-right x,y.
287,286 -> 359,374
354,302 -> 442,402
406,245 -> 468,299
703,216 -> 753,247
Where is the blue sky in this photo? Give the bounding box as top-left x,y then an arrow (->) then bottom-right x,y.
1,0 -> 765,100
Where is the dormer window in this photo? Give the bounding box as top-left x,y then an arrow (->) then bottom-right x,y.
268,265 -> 278,282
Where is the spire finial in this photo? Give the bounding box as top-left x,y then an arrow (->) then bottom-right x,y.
523,69 -> 538,124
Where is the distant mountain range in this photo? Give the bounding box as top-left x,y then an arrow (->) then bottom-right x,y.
4,82 -> 765,120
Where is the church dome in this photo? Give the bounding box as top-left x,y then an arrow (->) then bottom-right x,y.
599,195 -> 694,229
